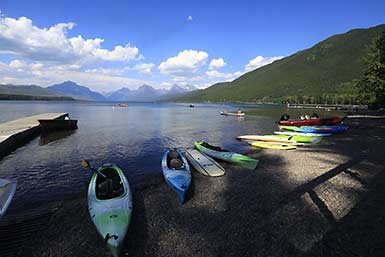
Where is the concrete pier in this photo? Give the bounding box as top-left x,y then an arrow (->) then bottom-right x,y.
0,113 -> 68,159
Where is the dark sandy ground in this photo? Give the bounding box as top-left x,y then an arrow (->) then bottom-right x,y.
5,116 -> 385,257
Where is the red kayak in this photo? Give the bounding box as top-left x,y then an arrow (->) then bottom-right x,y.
279,116 -> 346,126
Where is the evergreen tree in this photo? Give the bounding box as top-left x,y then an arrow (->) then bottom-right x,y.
356,32 -> 385,107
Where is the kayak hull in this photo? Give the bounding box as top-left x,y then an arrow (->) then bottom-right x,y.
0,179 -> 17,217
279,116 -> 346,126
250,141 -> 297,150
88,164 -> 132,257
237,135 -> 297,144
194,141 -> 258,170
274,131 -> 333,137
268,134 -> 322,144
279,125 -> 348,134
161,149 -> 191,203
185,149 -> 225,177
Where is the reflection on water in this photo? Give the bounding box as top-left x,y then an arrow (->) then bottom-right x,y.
0,101 -> 344,213
39,130 -> 77,146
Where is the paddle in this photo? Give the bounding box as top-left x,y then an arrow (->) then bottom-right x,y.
81,160 -> 107,178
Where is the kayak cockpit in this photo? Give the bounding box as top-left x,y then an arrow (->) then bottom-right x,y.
200,141 -> 229,153
167,149 -> 186,170
96,168 -> 124,200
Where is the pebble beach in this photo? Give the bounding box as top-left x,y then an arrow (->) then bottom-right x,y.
3,115 -> 385,257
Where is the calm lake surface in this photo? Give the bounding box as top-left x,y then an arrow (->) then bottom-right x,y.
0,101 -> 343,213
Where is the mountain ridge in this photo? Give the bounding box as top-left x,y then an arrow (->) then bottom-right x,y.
48,81 -> 106,101
173,24 -> 385,104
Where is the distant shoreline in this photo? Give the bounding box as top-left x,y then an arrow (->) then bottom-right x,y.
0,94 -> 74,101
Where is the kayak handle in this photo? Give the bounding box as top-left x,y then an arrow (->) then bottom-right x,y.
104,233 -> 119,244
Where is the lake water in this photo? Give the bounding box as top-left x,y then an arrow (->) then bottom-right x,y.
0,101 -> 342,213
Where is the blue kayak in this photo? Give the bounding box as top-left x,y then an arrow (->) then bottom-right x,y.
279,125 -> 348,134
161,148 -> 191,203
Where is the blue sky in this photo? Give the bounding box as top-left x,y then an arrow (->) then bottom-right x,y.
0,0 -> 384,92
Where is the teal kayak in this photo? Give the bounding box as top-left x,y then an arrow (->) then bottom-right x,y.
161,148 -> 191,203
194,141 -> 259,170
88,163 -> 132,257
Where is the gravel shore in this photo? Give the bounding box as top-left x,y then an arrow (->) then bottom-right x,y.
12,117 -> 385,257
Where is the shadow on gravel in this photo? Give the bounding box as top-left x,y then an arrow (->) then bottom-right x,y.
4,118 -> 385,257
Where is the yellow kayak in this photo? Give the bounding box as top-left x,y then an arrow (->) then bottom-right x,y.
250,141 -> 297,150
237,135 -> 297,144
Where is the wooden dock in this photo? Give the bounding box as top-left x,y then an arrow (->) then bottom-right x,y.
0,113 -> 68,159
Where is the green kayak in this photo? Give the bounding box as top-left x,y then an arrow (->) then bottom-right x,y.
194,141 -> 259,170
88,163 -> 132,257
266,134 -> 322,143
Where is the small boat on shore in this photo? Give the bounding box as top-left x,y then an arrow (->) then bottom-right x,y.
185,149 -> 225,177
83,161 -> 132,257
118,103 -> 128,107
279,116 -> 346,126
0,179 -> 17,217
195,141 -> 258,170
220,112 -> 245,116
161,148 -> 191,203
279,125 -> 348,134
39,115 -> 77,132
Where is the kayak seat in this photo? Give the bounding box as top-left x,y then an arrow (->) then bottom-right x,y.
96,168 -> 125,200
167,150 -> 184,169
98,179 -> 113,199
170,158 -> 184,169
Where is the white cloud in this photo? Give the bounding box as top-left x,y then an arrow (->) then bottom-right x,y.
245,56 -> 284,72
0,16 -> 140,65
208,58 -> 226,70
158,49 -> 208,77
9,59 -> 27,69
187,16 -> 193,21
85,62 -> 155,76
133,63 -> 155,74
206,70 -> 241,80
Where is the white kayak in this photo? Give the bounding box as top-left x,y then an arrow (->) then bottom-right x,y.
0,179 -> 16,217
88,163 -> 132,257
274,131 -> 333,137
185,149 -> 225,177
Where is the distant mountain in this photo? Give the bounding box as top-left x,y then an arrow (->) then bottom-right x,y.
48,81 -> 106,101
0,84 -> 74,100
0,84 -> 65,97
174,24 -> 385,103
107,84 -> 197,102
107,88 -> 132,101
